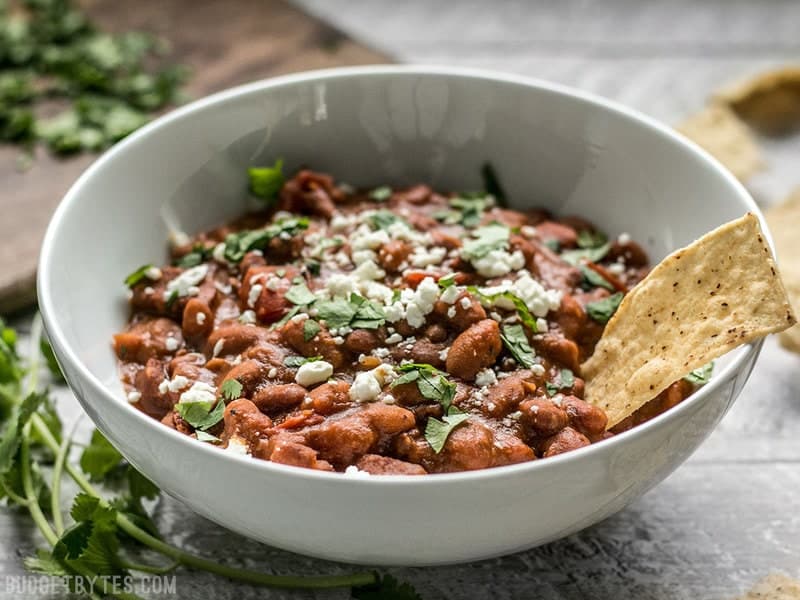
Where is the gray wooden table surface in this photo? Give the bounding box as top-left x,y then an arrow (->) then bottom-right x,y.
3,1 -> 800,598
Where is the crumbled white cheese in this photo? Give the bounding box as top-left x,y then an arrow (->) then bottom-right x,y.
469,249 -> 525,278
163,264 -> 208,301
265,276 -> 283,291
536,318 -> 549,333
439,347 -> 449,362
618,232 -> 631,244
196,312 -> 207,325
238,310 -> 256,324
459,297 -> 472,310
143,286 -> 154,295
212,338 -> 225,357
373,347 -> 390,359
224,435 -> 250,455
158,375 -> 190,394
344,465 -> 371,477
144,266 -> 162,280
478,271 -> 562,317
127,390 -> 141,403
267,367 -> 278,379
349,364 -> 395,403
607,262 -> 626,275
354,259 -> 385,281
179,381 -> 216,404
385,333 -> 403,345
520,225 -> 537,239
247,283 -> 263,308
439,285 -> 462,305
295,360 -> 334,387
531,364 -> 546,377
409,246 -> 447,267
212,242 -> 227,263
165,336 -> 179,352
475,368 -> 498,388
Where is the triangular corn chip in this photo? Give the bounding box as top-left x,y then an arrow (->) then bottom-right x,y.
583,213 -> 796,428
765,188 -> 800,353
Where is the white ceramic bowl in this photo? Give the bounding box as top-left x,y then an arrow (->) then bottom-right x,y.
39,66 -> 765,566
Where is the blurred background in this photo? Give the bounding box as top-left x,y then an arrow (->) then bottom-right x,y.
1,1 -> 798,599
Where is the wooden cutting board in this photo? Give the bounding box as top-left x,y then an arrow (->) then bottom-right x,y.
0,0 -> 391,314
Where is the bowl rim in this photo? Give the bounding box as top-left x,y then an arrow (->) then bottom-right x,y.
38,64 -> 766,486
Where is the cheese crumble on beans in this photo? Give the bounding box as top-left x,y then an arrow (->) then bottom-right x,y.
113,169 -> 700,475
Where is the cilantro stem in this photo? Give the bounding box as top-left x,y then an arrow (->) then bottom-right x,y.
117,559 -> 179,575
50,432 -> 71,535
19,433 -> 58,545
28,414 -> 376,590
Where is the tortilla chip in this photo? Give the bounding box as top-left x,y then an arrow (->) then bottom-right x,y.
582,213 -> 796,429
733,573 -> 800,600
676,104 -> 764,181
765,188 -> 800,353
715,66 -> 800,135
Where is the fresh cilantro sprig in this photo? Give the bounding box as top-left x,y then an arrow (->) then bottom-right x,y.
424,406 -> 470,454
469,286 -> 539,333
0,314 -> 414,597
0,0 -> 188,156
560,242 -> 611,266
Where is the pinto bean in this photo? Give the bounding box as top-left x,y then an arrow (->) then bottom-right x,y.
221,399 -> 273,445
531,243 -> 581,292
409,339 -> 447,369
133,359 -> 171,419
392,184 -> 431,205
446,319 -> 502,381
519,398 -> 568,437
344,329 -> 384,355
561,396 -> 607,436
221,359 -> 271,397
377,240 -> 412,272
305,404 -> 415,468
277,170 -> 343,218
252,383 -> 307,414
281,317 -> 345,368
205,323 -> 269,358
554,294 -> 586,341
482,208 -> 529,229
482,374 -> 529,418
303,380 -> 351,415
355,454 -> 427,475
161,411 -> 193,435
168,353 -> 216,387
129,266 -> 182,317
535,220 -> 578,247
541,427 -> 591,458
429,229 -> 461,250
260,438 -> 334,471
239,265 -> 299,323
240,251 -> 266,273
424,323 -> 448,343
608,240 -> 649,268
433,292 -> 487,332
113,318 -> 183,364
182,298 -> 214,341
532,335 -> 581,373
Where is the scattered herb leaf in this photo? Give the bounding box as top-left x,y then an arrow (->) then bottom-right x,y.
586,292 -> 624,323
303,319 -> 321,341
219,379 -> 242,401
499,324 -> 536,368
560,242 -> 611,266
369,185 -> 392,201
684,361 -> 714,385
580,264 -> 615,291
248,159 -> 284,203
424,406 -> 470,453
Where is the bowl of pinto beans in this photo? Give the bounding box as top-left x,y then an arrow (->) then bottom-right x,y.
38,66 -> 768,565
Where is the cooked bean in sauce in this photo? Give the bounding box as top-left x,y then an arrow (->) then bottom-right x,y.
114,168 -> 697,475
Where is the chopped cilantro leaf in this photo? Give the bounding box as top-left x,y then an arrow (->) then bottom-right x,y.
586,292 -> 624,323
499,324 -> 536,368
369,210 -> 400,230
123,264 -> 153,287
437,274 -> 456,289
424,406 -> 470,453
219,379 -> 242,401
176,399 -> 225,431
369,185 -> 392,201
577,229 -> 608,249
305,259 -> 321,276
316,294 -> 385,330
283,355 -> 322,368
393,363 -> 456,411
195,430 -> 220,443
175,244 -> 212,268
469,287 -> 538,333
223,217 -> 309,262
545,369 -> 575,396
560,242 -> 611,266
248,159 -> 284,203
449,195 -> 490,228
580,264 -> 615,291
303,319 -> 321,341
684,362 -> 714,385
461,223 -> 510,260
285,278 -> 316,306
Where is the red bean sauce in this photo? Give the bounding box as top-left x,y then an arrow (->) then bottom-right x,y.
114,170 -> 696,475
